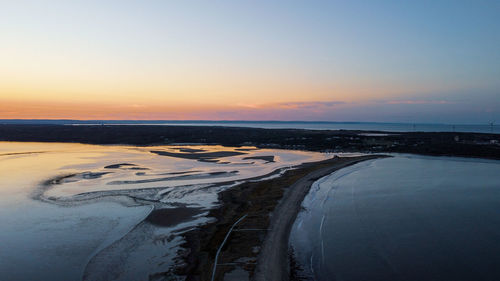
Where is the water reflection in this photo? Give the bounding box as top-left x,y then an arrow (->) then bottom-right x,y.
0,142 -> 329,281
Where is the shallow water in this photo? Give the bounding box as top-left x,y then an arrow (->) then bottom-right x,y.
290,155 -> 500,281
0,142 -> 329,281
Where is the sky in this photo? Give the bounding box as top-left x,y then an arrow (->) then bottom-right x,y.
0,0 -> 499,123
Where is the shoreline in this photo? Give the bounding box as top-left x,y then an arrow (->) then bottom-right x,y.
253,155 -> 385,281
173,155 -> 387,280
1,124 -> 498,160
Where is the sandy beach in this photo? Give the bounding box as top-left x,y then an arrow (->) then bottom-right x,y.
253,155 -> 385,281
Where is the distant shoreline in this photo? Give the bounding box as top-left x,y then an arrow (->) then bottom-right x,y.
0,124 -> 499,160
0,120 -> 498,134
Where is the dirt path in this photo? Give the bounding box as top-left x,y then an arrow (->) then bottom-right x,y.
253,155 -> 384,281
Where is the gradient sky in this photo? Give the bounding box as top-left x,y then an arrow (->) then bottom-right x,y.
1,0 -> 499,123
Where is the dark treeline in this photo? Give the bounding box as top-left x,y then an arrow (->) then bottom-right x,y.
0,124 -> 499,159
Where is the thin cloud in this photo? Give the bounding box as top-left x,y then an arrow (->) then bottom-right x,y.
271,101 -> 346,109
386,100 -> 455,105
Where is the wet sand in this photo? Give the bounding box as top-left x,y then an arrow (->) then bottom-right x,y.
243,155 -> 275,163
145,207 -> 204,227
1,142 -> 332,281
151,150 -> 247,160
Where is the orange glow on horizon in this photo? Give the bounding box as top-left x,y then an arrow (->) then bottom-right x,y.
0,98 -> 356,120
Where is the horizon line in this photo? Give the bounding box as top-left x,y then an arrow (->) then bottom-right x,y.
0,119 -> 496,126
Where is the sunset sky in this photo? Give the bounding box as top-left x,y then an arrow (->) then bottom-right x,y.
1,0 -> 499,123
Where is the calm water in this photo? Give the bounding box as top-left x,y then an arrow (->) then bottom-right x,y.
290,155 -> 500,281
2,120 -> 498,133
142,121 -> 499,133
0,142 -> 328,281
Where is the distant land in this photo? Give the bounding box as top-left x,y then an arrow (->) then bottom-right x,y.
1,124 -> 499,160
0,119 -> 498,134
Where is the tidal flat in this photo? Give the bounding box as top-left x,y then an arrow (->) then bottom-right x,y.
0,141 -> 329,281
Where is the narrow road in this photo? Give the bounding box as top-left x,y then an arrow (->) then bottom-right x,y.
253,155 -> 383,281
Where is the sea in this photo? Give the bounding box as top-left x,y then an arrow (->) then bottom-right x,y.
1,120 -> 499,134
290,155 -> 500,281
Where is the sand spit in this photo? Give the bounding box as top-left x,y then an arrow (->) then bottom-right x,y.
151,150 -> 247,160
104,163 -> 137,169
253,155 -> 386,281
175,155 -> 387,280
242,155 -> 275,163
0,150 -> 49,157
